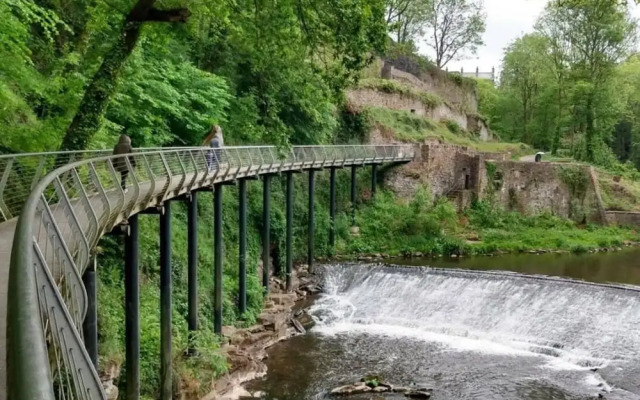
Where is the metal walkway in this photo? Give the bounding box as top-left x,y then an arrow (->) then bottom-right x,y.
0,145 -> 415,400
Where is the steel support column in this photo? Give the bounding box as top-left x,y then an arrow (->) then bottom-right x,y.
371,164 -> 378,200
308,170 -> 315,273
82,256 -> 98,369
214,183 -> 224,334
285,171 -> 293,291
329,167 -> 336,249
350,165 -> 357,225
238,179 -> 248,314
262,175 -> 271,291
187,192 -> 198,354
124,214 -> 140,400
159,202 -> 172,400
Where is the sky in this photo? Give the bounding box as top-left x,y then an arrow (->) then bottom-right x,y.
418,0 -> 640,75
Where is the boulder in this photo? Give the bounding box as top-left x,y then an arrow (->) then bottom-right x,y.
330,382 -> 371,396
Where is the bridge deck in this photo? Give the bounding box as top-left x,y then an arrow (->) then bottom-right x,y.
1,146 -> 414,400
0,219 -> 16,400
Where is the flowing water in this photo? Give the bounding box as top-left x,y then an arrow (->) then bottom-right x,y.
249,249 -> 640,399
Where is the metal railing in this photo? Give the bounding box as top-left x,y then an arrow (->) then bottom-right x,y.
0,147 -> 191,223
6,144 -> 415,400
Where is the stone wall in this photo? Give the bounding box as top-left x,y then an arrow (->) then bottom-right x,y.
384,59 -> 478,113
382,142 -> 604,223
480,161 -> 603,222
346,89 -> 487,138
605,211 -> 640,226
383,141 -> 483,200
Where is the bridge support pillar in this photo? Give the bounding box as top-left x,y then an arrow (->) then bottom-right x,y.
82,256 -> 98,369
329,167 -> 336,250
124,214 -> 140,400
308,170 -> 315,273
371,164 -> 378,200
187,192 -> 198,355
159,202 -> 173,400
238,178 -> 248,314
214,183 -> 224,334
350,165 -> 357,226
285,171 -> 293,292
262,175 -> 271,292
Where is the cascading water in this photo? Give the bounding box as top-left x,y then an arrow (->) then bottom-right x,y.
304,264 -> 640,399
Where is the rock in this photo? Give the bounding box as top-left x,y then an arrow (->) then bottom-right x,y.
222,325 -> 238,338
450,254 -> 458,258
404,389 -> 432,399
297,312 -> 316,330
393,386 -> 411,393
293,309 -> 303,317
350,226 -> 361,236
330,382 -> 371,396
291,318 -> 306,334
269,293 -> 296,307
372,385 -> 390,393
103,381 -> 118,400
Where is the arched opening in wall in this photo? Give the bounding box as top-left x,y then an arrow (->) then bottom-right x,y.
410,109 -> 416,114
493,172 -> 504,191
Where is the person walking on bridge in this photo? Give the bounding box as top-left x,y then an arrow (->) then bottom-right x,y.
113,134 -> 135,191
203,125 -> 224,170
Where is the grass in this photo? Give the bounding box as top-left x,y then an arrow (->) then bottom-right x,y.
356,78 -> 443,108
368,107 -> 531,156
341,189 -> 640,257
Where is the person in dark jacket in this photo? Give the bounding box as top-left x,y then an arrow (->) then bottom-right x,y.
112,134 -> 135,191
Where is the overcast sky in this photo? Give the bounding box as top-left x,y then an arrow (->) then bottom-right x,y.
418,0 -> 640,75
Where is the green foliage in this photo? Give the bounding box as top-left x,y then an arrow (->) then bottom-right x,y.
482,0 -> 638,167
559,166 -> 589,199
357,78 -> 443,108
367,107 -> 531,156
336,106 -> 372,144
445,119 -> 462,134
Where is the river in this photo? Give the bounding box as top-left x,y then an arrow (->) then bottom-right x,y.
248,247 -> 640,399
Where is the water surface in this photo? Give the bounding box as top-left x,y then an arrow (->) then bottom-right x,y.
249,250 -> 640,400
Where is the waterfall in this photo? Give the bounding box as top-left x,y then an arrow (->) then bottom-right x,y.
310,265 -> 640,372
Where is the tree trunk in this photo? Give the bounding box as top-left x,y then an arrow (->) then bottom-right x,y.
59,0 -> 189,151
585,92 -> 595,162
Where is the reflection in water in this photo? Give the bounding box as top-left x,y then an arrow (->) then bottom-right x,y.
390,246 -> 640,285
250,250 -> 640,400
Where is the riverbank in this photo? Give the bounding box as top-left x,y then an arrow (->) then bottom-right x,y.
202,266 -> 320,400
338,191 -> 640,258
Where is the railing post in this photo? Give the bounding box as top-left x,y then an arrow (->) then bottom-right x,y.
262,175 -> 271,291
238,179 -> 248,315
308,170 -> 315,273
285,171 -> 293,292
214,183 -> 224,334
329,167 -> 337,249
125,214 -> 140,400
159,202 -> 172,400
82,256 -> 98,369
350,165 -> 357,226
371,164 -> 378,200
187,192 -> 198,354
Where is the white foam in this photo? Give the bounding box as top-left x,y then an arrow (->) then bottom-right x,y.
311,266 -> 640,373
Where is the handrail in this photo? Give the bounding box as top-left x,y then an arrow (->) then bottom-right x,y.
6,144 -> 416,400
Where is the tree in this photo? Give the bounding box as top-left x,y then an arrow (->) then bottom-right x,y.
425,0 -> 486,68
500,34 -> 552,145
59,0 -> 190,151
540,0 -> 636,162
386,0 -> 431,44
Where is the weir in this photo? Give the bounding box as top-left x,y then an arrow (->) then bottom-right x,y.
313,265 -> 640,372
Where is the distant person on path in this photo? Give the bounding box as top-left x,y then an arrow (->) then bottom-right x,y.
203,125 -> 224,170
113,134 -> 135,191
534,152 -> 545,162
